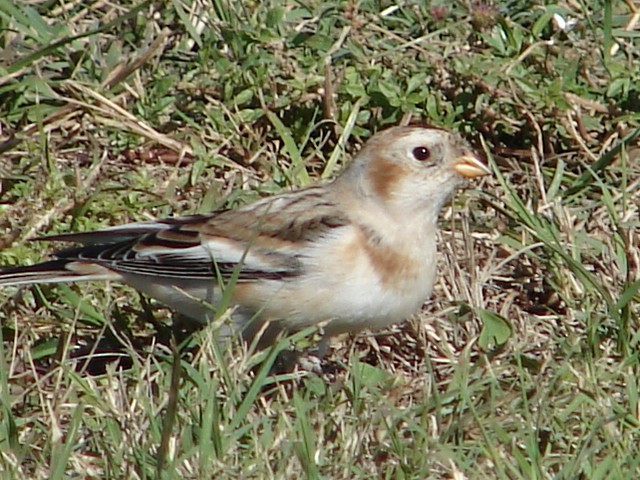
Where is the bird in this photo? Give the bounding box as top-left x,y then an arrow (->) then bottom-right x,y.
0,125 -> 490,349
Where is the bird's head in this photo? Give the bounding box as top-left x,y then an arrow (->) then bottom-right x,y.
340,126 -> 490,218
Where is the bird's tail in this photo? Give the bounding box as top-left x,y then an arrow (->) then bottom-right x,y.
0,260 -> 114,287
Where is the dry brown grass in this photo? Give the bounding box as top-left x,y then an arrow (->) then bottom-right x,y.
1,0 -> 639,478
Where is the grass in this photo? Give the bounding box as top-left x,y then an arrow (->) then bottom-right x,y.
1,0 -> 639,478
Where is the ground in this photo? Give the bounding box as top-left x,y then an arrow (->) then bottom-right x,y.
0,1 -> 639,478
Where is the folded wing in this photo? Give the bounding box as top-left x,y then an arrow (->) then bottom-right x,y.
0,188 -> 350,288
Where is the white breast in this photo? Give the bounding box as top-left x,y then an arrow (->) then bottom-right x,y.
252,224 -> 438,335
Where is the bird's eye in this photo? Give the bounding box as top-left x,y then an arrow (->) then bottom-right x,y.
412,146 -> 431,161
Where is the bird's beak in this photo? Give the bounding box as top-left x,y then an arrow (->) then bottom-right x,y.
452,155 -> 491,178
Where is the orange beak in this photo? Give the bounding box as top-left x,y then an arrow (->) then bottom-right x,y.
453,155 -> 491,178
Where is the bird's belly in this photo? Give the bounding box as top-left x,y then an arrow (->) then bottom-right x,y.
245,241 -> 437,335
272,227 -> 436,334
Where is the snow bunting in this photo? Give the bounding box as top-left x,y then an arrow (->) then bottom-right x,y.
0,126 -> 490,346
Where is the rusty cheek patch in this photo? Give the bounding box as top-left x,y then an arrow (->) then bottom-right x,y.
368,156 -> 407,201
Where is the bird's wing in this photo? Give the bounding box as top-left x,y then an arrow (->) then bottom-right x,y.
37,214 -> 211,245
10,189 -> 351,284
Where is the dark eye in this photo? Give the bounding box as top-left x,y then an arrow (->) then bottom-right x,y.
412,146 -> 431,161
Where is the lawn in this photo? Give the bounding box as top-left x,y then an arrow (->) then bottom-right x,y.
1,1 -> 639,478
